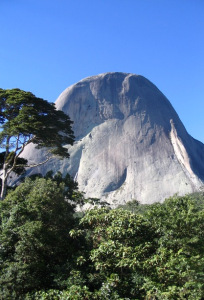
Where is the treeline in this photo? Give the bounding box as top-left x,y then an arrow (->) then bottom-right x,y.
0,173 -> 204,299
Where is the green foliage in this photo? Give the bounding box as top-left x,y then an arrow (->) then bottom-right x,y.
70,207 -> 157,299
0,151 -> 28,194
118,199 -> 150,214
0,88 -> 74,156
25,286 -> 94,300
0,186 -> 204,299
142,195 -> 204,299
0,151 -> 28,176
69,195 -> 204,299
28,170 -> 83,205
0,88 -> 74,199
0,177 -> 77,299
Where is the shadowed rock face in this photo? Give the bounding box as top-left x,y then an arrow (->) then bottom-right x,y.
23,72 -> 204,205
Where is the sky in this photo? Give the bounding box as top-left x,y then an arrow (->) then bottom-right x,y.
0,0 -> 204,142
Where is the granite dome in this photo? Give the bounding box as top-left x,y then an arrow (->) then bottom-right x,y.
22,72 -> 204,205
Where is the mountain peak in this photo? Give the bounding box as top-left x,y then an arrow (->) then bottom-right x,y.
23,73 -> 204,205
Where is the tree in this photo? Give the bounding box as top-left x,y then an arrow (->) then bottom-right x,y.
0,151 -> 28,193
69,196 -> 204,299
70,207 -> 158,299
28,170 -> 86,207
0,88 -> 74,199
0,177 -> 78,299
142,195 -> 204,299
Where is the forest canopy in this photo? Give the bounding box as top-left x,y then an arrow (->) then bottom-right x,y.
0,176 -> 203,299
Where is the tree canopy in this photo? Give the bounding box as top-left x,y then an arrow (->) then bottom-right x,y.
0,177 -> 78,298
0,88 -> 74,199
0,181 -> 204,299
66,195 -> 204,299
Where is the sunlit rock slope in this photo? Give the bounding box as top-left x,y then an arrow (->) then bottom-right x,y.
23,72 -> 204,205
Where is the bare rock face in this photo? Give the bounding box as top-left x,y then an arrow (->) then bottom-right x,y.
23,72 -> 204,205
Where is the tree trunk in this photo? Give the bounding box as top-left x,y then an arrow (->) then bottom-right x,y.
0,136 -> 10,200
0,165 -> 8,200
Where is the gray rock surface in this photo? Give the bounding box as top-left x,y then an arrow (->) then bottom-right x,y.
22,72 -> 204,205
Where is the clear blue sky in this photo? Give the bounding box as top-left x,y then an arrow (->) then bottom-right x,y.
1,0 -> 204,142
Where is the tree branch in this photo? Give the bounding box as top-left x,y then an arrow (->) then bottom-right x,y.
17,156 -> 52,168
6,136 -> 35,177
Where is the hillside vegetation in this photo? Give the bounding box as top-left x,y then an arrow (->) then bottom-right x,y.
0,174 -> 204,299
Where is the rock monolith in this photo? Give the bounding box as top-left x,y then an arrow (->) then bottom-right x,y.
22,72 -> 204,205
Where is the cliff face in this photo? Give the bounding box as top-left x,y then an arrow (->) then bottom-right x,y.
23,72 -> 204,205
